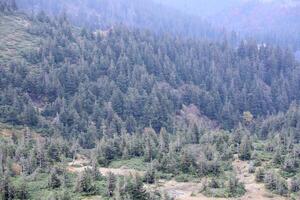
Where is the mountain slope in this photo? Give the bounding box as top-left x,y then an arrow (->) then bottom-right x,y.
152,0 -> 300,49
1,4 -> 300,200
153,0 -> 239,17
213,0 -> 300,49
216,0 -> 300,32
1,8 -> 300,139
0,13 -> 40,64
16,0 -> 221,39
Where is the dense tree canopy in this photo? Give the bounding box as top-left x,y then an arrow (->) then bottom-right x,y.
1,4 -> 300,199
0,0 -> 17,12
1,10 -> 299,141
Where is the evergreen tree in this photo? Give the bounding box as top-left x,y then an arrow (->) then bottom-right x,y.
75,169 -> 93,194
91,160 -> 102,181
106,172 -> 116,197
16,178 -> 29,200
191,124 -> 201,144
290,176 -> 300,193
159,128 -> 169,154
239,135 -> 252,160
143,163 -> 156,184
1,172 -> 15,200
48,168 -> 61,189
126,175 -> 148,200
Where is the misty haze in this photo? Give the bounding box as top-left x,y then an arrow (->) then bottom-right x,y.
0,0 -> 300,199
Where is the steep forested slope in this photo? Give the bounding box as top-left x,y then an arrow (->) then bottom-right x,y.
0,13 -> 40,64
153,0 -> 300,50
213,0 -> 300,49
18,0 -> 300,50
1,2 -> 300,199
1,7 -> 300,142
153,0 -> 239,17
16,0 -> 222,40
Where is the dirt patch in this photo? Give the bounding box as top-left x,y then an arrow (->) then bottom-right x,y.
156,156 -> 288,200
152,179 -> 232,200
67,154 -> 91,173
232,155 -> 286,200
67,155 -> 288,200
156,180 -> 208,200
11,163 -> 22,175
82,196 -> 103,200
69,154 -> 90,166
67,155 -> 144,177
67,165 -> 89,173
0,129 -> 14,137
99,167 -> 144,176
67,165 -> 144,177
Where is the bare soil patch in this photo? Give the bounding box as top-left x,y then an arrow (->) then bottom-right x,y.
232,155 -> 286,200
0,129 -> 13,137
67,155 -> 144,177
67,155 -> 288,200
154,179 -> 227,200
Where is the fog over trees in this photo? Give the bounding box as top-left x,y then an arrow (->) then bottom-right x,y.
0,0 -> 300,199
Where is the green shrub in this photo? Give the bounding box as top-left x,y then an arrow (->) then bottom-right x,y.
174,174 -> 191,182
255,168 -> 265,182
290,176 -> 300,193
155,172 -> 173,180
264,171 -> 288,196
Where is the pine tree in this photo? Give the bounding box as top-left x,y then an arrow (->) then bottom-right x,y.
106,172 -> 116,197
126,175 -> 148,200
290,176 -> 300,192
1,172 -> 15,200
48,168 -> 61,189
159,127 -> 169,154
144,139 -> 153,162
272,148 -> 283,165
143,163 -> 156,184
191,124 -> 201,144
16,178 -> 29,200
0,0 -> 17,12
22,105 -> 39,126
239,135 -> 252,160
91,160 -> 102,181
113,177 -> 125,200
228,175 -> 238,194
75,169 -> 93,193
282,154 -> 297,173
180,151 -> 193,173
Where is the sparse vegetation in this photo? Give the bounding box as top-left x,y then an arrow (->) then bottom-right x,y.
201,174 -> 246,198
0,14 -> 40,65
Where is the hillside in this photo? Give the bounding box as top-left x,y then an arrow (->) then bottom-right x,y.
0,13 -> 40,64
1,10 -> 300,134
152,0 -> 300,50
0,1 -> 300,200
17,0 -> 300,49
212,0 -> 300,49
216,0 -> 300,32
1,6 -> 300,136
16,0 -> 222,40
153,0 -> 239,17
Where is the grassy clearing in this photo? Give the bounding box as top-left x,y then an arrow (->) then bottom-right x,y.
108,157 -> 147,171
11,173 -> 55,199
174,173 -> 198,183
10,172 -> 106,200
0,13 -> 40,65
